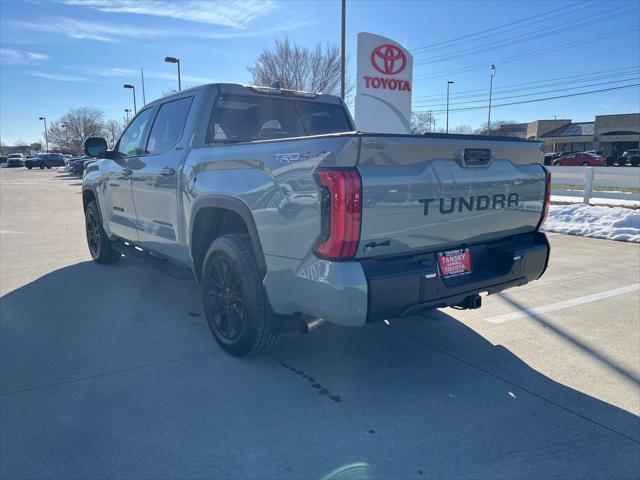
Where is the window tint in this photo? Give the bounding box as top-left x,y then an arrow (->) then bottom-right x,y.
117,108 -> 154,157
206,95 -> 351,144
146,97 -> 193,155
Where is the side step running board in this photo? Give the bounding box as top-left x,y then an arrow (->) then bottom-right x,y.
112,241 -> 194,280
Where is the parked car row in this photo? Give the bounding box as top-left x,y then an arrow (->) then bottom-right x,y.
2,152 -> 77,170
543,149 -> 640,167
66,155 -> 94,175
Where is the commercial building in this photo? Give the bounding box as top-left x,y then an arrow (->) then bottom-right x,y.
498,113 -> 640,155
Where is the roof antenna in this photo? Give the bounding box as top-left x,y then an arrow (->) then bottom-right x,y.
271,81 -> 281,89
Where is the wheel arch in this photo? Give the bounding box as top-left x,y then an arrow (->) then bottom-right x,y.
190,195 -> 267,281
82,187 -> 103,222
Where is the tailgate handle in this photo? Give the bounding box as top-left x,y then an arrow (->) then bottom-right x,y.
459,148 -> 493,167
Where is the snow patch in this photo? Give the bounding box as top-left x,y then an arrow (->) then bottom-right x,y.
543,204 -> 640,243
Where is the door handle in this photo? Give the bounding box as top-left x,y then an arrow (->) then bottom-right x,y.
122,168 -> 133,176
160,167 -> 176,176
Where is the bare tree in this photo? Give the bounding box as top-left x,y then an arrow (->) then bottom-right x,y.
103,118 -> 126,150
248,38 -> 348,96
410,111 -> 437,134
475,120 -> 519,136
451,124 -> 473,134
48,107 -> 106,154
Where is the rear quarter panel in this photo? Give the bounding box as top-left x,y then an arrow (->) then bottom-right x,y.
182,135 -> 359,260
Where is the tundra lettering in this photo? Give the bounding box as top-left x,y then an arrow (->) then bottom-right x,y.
82,82 -> 550,358
419,193 -> 520,215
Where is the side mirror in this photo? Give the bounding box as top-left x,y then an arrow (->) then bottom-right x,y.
84,137 -> 108,158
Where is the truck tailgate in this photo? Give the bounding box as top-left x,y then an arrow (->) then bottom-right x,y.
356,135 -> 546,258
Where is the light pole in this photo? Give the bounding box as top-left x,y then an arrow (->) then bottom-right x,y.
39,116 -> 48,152
140,67 -> 146,105
123,84 -> 137,114
446,81 -> 454,134
164,56 -> 181,91
124,108 -> 131,123
487,64 -> 496,134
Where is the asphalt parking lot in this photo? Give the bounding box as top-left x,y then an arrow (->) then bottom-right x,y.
1,167 -> 639,479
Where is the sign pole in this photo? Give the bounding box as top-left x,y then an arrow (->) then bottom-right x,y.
341,0 -> 346,100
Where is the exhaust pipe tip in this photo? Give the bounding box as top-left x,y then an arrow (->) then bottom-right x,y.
456,294 -> 482,310
297,317 -> 326,335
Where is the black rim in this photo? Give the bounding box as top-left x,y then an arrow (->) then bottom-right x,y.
204,255 -> 245,340
86,209 -> 101,257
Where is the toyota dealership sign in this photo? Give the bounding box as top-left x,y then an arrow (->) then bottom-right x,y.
355,32 -> 413,134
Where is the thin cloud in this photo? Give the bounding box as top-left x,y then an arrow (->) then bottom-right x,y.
88,67 -> 214,84
8,18 -> 167,43
9,15 -> 315,43
29,71 -> 87,82
0,48 -> 50,65
60,0 -> 276,29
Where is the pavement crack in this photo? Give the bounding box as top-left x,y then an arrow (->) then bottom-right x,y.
389,325 -> 640,446
0,350 -> 217,397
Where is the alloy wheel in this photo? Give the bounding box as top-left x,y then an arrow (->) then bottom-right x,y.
204,255 -> 245,340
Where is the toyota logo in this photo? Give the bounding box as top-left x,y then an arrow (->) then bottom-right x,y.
371,44 -> 407,75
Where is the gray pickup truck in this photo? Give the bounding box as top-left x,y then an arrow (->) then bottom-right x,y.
82,83 -> 551,357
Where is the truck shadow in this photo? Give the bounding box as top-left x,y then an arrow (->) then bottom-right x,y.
1,260 -> 639,478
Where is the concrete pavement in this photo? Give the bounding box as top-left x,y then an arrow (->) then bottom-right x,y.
1,168 -> 639,479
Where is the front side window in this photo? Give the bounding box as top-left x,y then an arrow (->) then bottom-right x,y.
116,108 -> 154,157
146,97 -> 193,155
205,94 -> 352,144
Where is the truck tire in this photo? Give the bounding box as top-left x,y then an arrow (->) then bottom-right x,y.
39,165 -> 44,169
201,234 -> 278,357
27,166 -> 32,170
85,201 -> 120,264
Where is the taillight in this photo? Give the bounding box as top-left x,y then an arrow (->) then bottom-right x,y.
539,167 -> 551,227
314,168 -> 362,259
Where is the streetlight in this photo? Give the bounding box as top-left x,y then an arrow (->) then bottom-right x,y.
487,64 -> 496,134
123,84 -> 137,114
164,56 -> 181,91
38,116 -> 48,152
124,108 -> 131,123
446,81 -> 454,134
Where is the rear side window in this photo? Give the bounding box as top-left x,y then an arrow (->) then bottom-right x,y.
205,94 -> 352,144
146,97 -> 193,155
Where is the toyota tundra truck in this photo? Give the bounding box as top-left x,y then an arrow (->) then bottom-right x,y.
82,83 -> 551,357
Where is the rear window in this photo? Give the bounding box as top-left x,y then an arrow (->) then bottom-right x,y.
205,94 -> 352,144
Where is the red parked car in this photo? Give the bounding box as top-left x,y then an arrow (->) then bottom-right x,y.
552,152 -> 606,167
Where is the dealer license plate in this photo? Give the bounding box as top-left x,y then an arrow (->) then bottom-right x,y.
437,248 -> 472,278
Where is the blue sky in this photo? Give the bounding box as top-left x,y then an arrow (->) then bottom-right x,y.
1,0 -> 638,144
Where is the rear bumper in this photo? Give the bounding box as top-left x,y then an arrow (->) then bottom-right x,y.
263,232 -> 550,327
361,231 -> 550,323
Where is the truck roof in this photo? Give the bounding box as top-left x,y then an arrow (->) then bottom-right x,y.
149,82 -> 343,107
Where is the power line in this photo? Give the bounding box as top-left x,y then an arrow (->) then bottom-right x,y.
413,4 -> 635,66
413,77 -> 640,108
413,67 -> 640,100
414,27 -> 639,80
418,83 -> 640,114
410,1 -> 589,53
